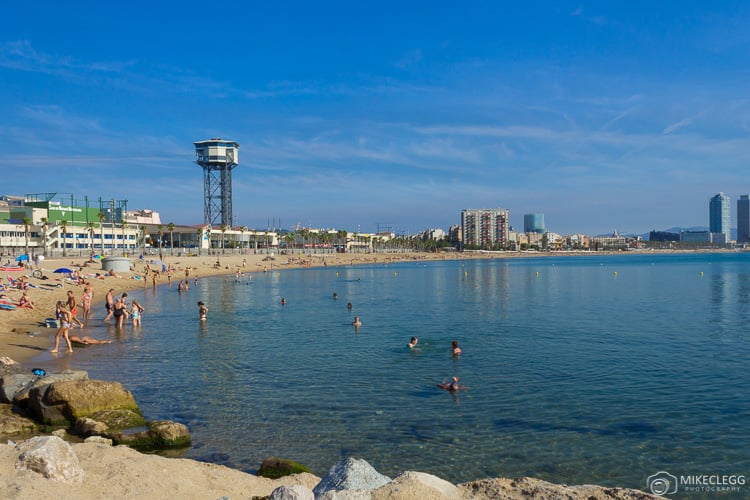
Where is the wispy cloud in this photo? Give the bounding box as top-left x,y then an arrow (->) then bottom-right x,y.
662,111 -> 706,135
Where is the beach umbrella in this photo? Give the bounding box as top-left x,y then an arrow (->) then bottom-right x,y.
15,255 -> 28,262
53,267 -> 74,274
93,254 -> 102,259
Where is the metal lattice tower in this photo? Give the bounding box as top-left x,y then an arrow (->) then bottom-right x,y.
194,138 -> 240,227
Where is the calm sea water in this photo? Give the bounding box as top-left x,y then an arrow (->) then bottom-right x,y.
37,253 -> 750,495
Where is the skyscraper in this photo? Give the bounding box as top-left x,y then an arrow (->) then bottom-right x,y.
709,192 -> 731,242
524,213 -> 546,234
461,208 -> 510,248
738,195 -> 750,244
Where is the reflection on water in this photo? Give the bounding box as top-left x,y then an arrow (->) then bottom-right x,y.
36,253 -> 750,494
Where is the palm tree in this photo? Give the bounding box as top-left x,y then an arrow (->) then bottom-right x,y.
60,220 -> 68,257
87,222 -> 96,254
120,220 -> 128,255
196,228 -> 203,256
284,232 -> 296,253
157,224 -> 164,261
140,225 -> 147,257
220,224 -> 228,253
40,217 -> 48,256
239,225 -> 247,251
97,211 -> 106,254
167,222 -> 175,256
21,217 -> 32,260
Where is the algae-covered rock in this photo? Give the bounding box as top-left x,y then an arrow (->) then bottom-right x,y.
0,403 -> 38,436
28,379 -> 140,425
258,456 -> 312,479
108,420 -> 191,450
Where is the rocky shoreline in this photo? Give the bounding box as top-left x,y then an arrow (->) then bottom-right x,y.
0,359 -> 663,499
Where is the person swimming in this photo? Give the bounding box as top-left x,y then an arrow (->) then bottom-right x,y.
452,339 -> 462,356
281,298 -> 287,305
437,376 -> 465,392
407,336 -> 418,348
352,316 -> 362,327
347,302 -> 353,310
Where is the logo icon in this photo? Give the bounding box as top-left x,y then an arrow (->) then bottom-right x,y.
647,471 -> 678,496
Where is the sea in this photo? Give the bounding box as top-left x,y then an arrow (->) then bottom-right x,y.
36,252 -> 750,497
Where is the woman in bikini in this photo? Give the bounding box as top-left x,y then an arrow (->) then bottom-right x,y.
66,290 -> 84,329
52,301 -> 73,353
82,284 -> 93,323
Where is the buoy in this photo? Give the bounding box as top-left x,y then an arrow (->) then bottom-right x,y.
336,272 -> 339,276
394,272 -> 397,276
535,271 -> 539,277
464,271 -> 468,276
613,272 -> 617,276
700,271 -> 704,276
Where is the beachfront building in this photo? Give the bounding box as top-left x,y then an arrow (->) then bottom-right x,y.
738,195 -> 750,244
709,192 -> 731,243
461,208 -> 510,249
524,213 -> 546,234
0,194 -> 143,257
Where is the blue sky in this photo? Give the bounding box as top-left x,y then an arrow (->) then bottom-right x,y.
2,1 -> 750,235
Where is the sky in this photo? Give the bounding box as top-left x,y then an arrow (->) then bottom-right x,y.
2,1 -> 750,236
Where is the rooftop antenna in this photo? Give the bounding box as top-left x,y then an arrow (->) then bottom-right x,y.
194,138 -> 239,227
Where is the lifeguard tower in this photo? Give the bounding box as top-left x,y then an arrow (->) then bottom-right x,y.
194,138 -> 240,227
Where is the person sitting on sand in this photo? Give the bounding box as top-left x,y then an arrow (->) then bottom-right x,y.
69,334 -> 112,345
407,336 -> 418,348
352,316 -> 362,327
452,339 -> 462,356
18,292 -> 34,309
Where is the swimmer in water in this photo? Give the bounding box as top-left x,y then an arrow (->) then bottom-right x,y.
333,292 -> 338,300
347,302 -> 353,310
407,336 -> 418,348
352,316 -> 362,327
452,339 -> 462,356
197,301 -> 208,321
281,298 -> 287,305
437,376 -> 466,392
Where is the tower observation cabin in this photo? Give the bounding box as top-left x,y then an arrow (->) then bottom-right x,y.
194,138 -> 240,227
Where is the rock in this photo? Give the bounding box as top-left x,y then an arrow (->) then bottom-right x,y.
83,436 -> 113,445
8,370 -> 89,406
107,420 -> 191,450
371,471 -> 461,500
88,409 -> 146,430
14,435 -> 84,484
71,417 -> 109,437
313,457 -> 391,497
27,379 -> 140,426
51,429 -> 67,438
269,484 -> 315,500
0,404 -> 38,436
458,477 -> 662,500
317,490 -> 372,500
258,456 -> 313,479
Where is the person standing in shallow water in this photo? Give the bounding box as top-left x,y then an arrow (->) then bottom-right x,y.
198,301 -> 208,320
452,340 -> 462,356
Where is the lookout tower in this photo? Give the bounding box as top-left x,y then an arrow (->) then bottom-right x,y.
194,138 -> 239,227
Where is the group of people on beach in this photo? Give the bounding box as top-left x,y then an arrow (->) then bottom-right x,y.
51,285 -> 144,353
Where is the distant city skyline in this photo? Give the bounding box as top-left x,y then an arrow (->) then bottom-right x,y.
2,3 -> 750,235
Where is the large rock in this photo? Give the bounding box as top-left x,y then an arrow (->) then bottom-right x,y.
317,490 -> 372,500
372,471 -> 461,499
27,379 -> 140,425
0,403 -> 38,436
2,370 -> 88,405
269,484 -> 315,500
106,420 -> 191,450
14,435 -> 84,484
313,458 -> 391,497
259,456 -> 313,479
458,477 -> 662,499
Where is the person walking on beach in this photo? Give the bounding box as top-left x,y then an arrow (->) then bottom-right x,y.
66,290 -> 84,329
197,301 -> 208,321
52,301 -> 73,353
104,289 -> 115,322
